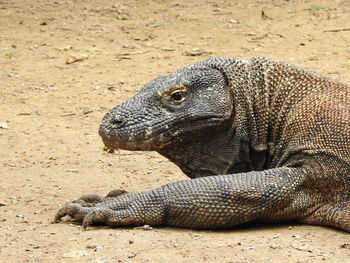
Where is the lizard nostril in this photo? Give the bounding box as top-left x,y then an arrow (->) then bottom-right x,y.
109,117 -> 125,129
112,118 -> 124,124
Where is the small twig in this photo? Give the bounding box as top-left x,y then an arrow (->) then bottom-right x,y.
116,50 -> 149,56
323,28 -> 350,33
60,113 -> 76,117
134,224 -> 154,231
137,243 -> 156,252
22,238 -> 40,248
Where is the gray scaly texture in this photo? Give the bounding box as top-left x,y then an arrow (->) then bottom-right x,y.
55,57 -> 350,232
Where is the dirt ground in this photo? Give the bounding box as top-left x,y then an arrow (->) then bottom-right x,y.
1,0 -> 350,262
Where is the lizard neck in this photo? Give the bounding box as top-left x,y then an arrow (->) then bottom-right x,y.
157,118 -> 268,179
157,123 -> 253,178
157,58 -> 277,179
227,58 -> 273,166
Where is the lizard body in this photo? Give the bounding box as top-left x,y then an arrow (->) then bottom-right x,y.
55,57 -> 350,231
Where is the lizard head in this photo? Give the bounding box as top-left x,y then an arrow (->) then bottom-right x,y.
99,64 -> 233,151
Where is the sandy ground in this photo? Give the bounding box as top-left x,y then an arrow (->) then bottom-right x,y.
1,0 -> 350,262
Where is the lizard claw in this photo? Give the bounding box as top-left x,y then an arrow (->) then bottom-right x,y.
54,202 -> 93,223
82,208 -> 112,230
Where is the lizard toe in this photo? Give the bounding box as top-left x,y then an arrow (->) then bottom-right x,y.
54,202 -> 93,223
105,189 -> 128,198
76,193 -> 104,204
82,208 -> 114,230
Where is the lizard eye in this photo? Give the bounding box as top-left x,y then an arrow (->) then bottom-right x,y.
170,91 -> 186,102
160,85 -> 188,104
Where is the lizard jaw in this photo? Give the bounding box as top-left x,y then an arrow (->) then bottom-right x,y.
100,133 -> 172,151
99,116 -> 224,151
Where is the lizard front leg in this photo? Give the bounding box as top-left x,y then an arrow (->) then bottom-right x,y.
55,167 -> 310,229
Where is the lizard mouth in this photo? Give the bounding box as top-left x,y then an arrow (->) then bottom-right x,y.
100,116 -> 224,151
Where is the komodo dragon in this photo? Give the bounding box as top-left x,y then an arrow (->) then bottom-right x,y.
55,57 -> 350,232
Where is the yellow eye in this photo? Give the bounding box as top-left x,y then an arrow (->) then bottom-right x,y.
160,85 -> 188,103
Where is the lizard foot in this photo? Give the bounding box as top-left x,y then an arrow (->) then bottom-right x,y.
54,189 -> 128,223
55,201 -> 136,230
54,202 -> 94,223
55,190 -> 163,229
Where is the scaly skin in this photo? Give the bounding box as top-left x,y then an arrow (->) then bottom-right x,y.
55,57 -> 350,231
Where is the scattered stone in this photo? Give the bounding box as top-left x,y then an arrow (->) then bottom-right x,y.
182,48 -> 211,57
103,146 -> 116,154
340,243 -> 350,249
94,258 -> 108,263
66,54 -> 88,64
243,246 -> 255,251
47,87 -> 58,91
189,233 -> 202,238
116,15 -> 129,20
269,243 -> 280,249
107,86 -> 117,91
66,169 -> 79,173
58,45 -> 73,51
142,224 -> 152,230
261,10 -> 271,20
86,244 -> 98,251
128,252 -> 137,258
134,224 -> 153,230
0,122 -> 9,129
83,110 -> 94,115
161,47 -> 176,51
62,250 -> 89,258
290,240 -> 316,252
229,18 -> 239,24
